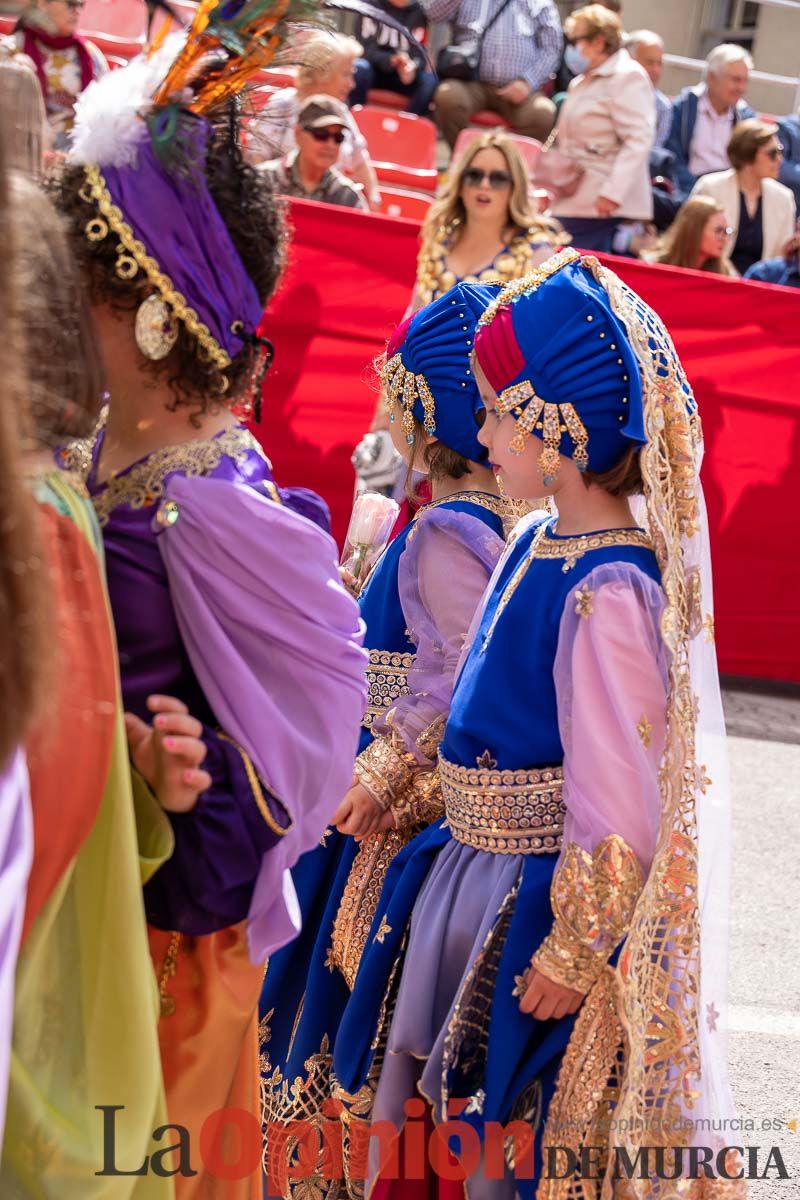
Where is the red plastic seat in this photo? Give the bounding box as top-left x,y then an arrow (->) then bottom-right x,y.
249,84 -> 278,113
254,67 -> 297,90
367,89 -> 407,112
79,0 -> 146,41
378,187 -> 433,221
351,105 -> 438,192
453,127 -> 542,171
470,110 -> 511,129
0,15 -> 15,35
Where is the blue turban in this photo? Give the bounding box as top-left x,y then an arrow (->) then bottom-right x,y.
384,281 -> 501,463
475,249 -> 646,477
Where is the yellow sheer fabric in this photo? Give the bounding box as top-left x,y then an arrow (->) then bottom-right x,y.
1,472 -> 175,1198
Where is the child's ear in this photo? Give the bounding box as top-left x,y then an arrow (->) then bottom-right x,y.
422,432 -> 439,447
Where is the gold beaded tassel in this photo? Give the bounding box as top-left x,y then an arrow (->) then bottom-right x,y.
559,402 -> 589,473
509,396 -> 544,455
539,403 -> 562,485
401,370 -> 417,444
417,375 -> 436,436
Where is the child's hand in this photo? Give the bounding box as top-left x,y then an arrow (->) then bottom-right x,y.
331,782 -> 385,838
518,968 -> 583,1021
125,694 -> 212,814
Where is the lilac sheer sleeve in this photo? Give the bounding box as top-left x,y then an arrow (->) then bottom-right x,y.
354,509 -> 504,825
531,563 -> 670,995
378,509 -> 505,763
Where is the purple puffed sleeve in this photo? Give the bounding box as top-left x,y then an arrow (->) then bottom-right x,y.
553,562 -> 669,873
143,726 -> 290,935
372,508 -> 504,765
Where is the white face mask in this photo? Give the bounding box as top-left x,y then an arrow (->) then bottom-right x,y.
564,44 -> 591,75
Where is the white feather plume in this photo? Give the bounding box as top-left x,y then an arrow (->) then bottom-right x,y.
69,34 -> 186,168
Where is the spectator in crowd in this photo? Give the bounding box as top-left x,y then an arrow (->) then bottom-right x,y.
549,4 -> 654,253
744,226 -> 800,287
6,1 -> 107,150
412,130 -> 564,311
0,50 -> 48,176
666,43 -> 755,199
554,0 -> 622,96
428,0 -> 561,149
252,32 -> 380,208
776,109 -> 800,207
692,118 -> 795,276
627,29 -> 671,148
350,0 -> 437,116
257,95 -> 369,210
648,195 -> 736,275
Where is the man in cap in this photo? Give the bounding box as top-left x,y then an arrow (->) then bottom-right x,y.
258,94 -> 369,209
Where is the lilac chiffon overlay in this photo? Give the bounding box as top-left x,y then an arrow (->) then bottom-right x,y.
156,474 -> 368,961
369,563 -> 670,1196
0,750 -> 33,1144
374,508 -> 505,763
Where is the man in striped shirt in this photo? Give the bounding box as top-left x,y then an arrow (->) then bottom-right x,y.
429,0 -> 562,146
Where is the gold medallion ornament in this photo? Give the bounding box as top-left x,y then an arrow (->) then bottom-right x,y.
134,294 -> 179,361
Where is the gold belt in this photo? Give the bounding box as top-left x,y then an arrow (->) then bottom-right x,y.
439,753 -> 565,855
362,649 -> 414,729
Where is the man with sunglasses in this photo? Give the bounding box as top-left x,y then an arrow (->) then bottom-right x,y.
6,1 -> 107,150
257,95 -> 369,210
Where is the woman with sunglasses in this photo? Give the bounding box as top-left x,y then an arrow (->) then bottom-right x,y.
258,95 -> 369,210
413,131 -> 564,313
5,1 -> 106,150
691,118 -> 796,276
648,195 -> 737,276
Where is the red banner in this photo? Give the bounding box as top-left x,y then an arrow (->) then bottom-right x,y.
256,198 -> 800,683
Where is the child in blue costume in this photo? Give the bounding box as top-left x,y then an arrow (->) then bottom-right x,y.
261,283 -> 527,1197
335,248 -> 740,1200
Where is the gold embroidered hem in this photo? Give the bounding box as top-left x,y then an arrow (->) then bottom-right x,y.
353,733 -> 415,813
62,417 -> 273,526
362,649 -> 414,730
439,753 -> 564,855
532,835 -> 643,994
534,527 -> 653,573
329,826 -> 417,990
535,967 -> 625,1200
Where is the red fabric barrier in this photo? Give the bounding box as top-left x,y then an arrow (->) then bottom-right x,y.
255,199 -> 800,682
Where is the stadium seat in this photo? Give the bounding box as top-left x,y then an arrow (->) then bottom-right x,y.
471,110 -> 511,130
351,105 -> 438,192
378,187 -> 433,221
0,15 -> 14,35
367,89 -> 407,111
79,0 -> 145,54
453,127 -> 542,172
249,85 -> 278,113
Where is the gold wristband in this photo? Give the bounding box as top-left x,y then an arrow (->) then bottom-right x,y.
353,734 -> 415,813
531,834 -> 644,995
392,767 -> 444,829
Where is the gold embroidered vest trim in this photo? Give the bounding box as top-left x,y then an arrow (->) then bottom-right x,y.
362,649 -> 415,729
439,752 -> 565,855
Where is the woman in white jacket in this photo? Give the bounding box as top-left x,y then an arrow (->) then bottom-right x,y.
550,4 -> 655,252
692,118 -> 796,274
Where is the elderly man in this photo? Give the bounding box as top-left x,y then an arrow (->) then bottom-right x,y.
429,0 -> 562,148
6,0 -> 107,149
258,95 -> 369,210
627,29 -> 671,148
666,42 -> 756,199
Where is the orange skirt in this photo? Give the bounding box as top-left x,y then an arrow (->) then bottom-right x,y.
149,922 -> 265,1200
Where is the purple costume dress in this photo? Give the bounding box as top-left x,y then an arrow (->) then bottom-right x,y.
59,417 -> 367,1185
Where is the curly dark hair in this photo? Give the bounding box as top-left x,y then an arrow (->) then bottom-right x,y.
54,110 -> 288,417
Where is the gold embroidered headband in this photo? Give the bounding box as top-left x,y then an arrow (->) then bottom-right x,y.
496,380 -> 589,480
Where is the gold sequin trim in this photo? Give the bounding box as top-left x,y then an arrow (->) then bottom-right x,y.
362,649 -> 414,730
414,224 -> 565,309
82,164 -> 231,371
67,422 -> 273,526
439,752 -> 564,855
